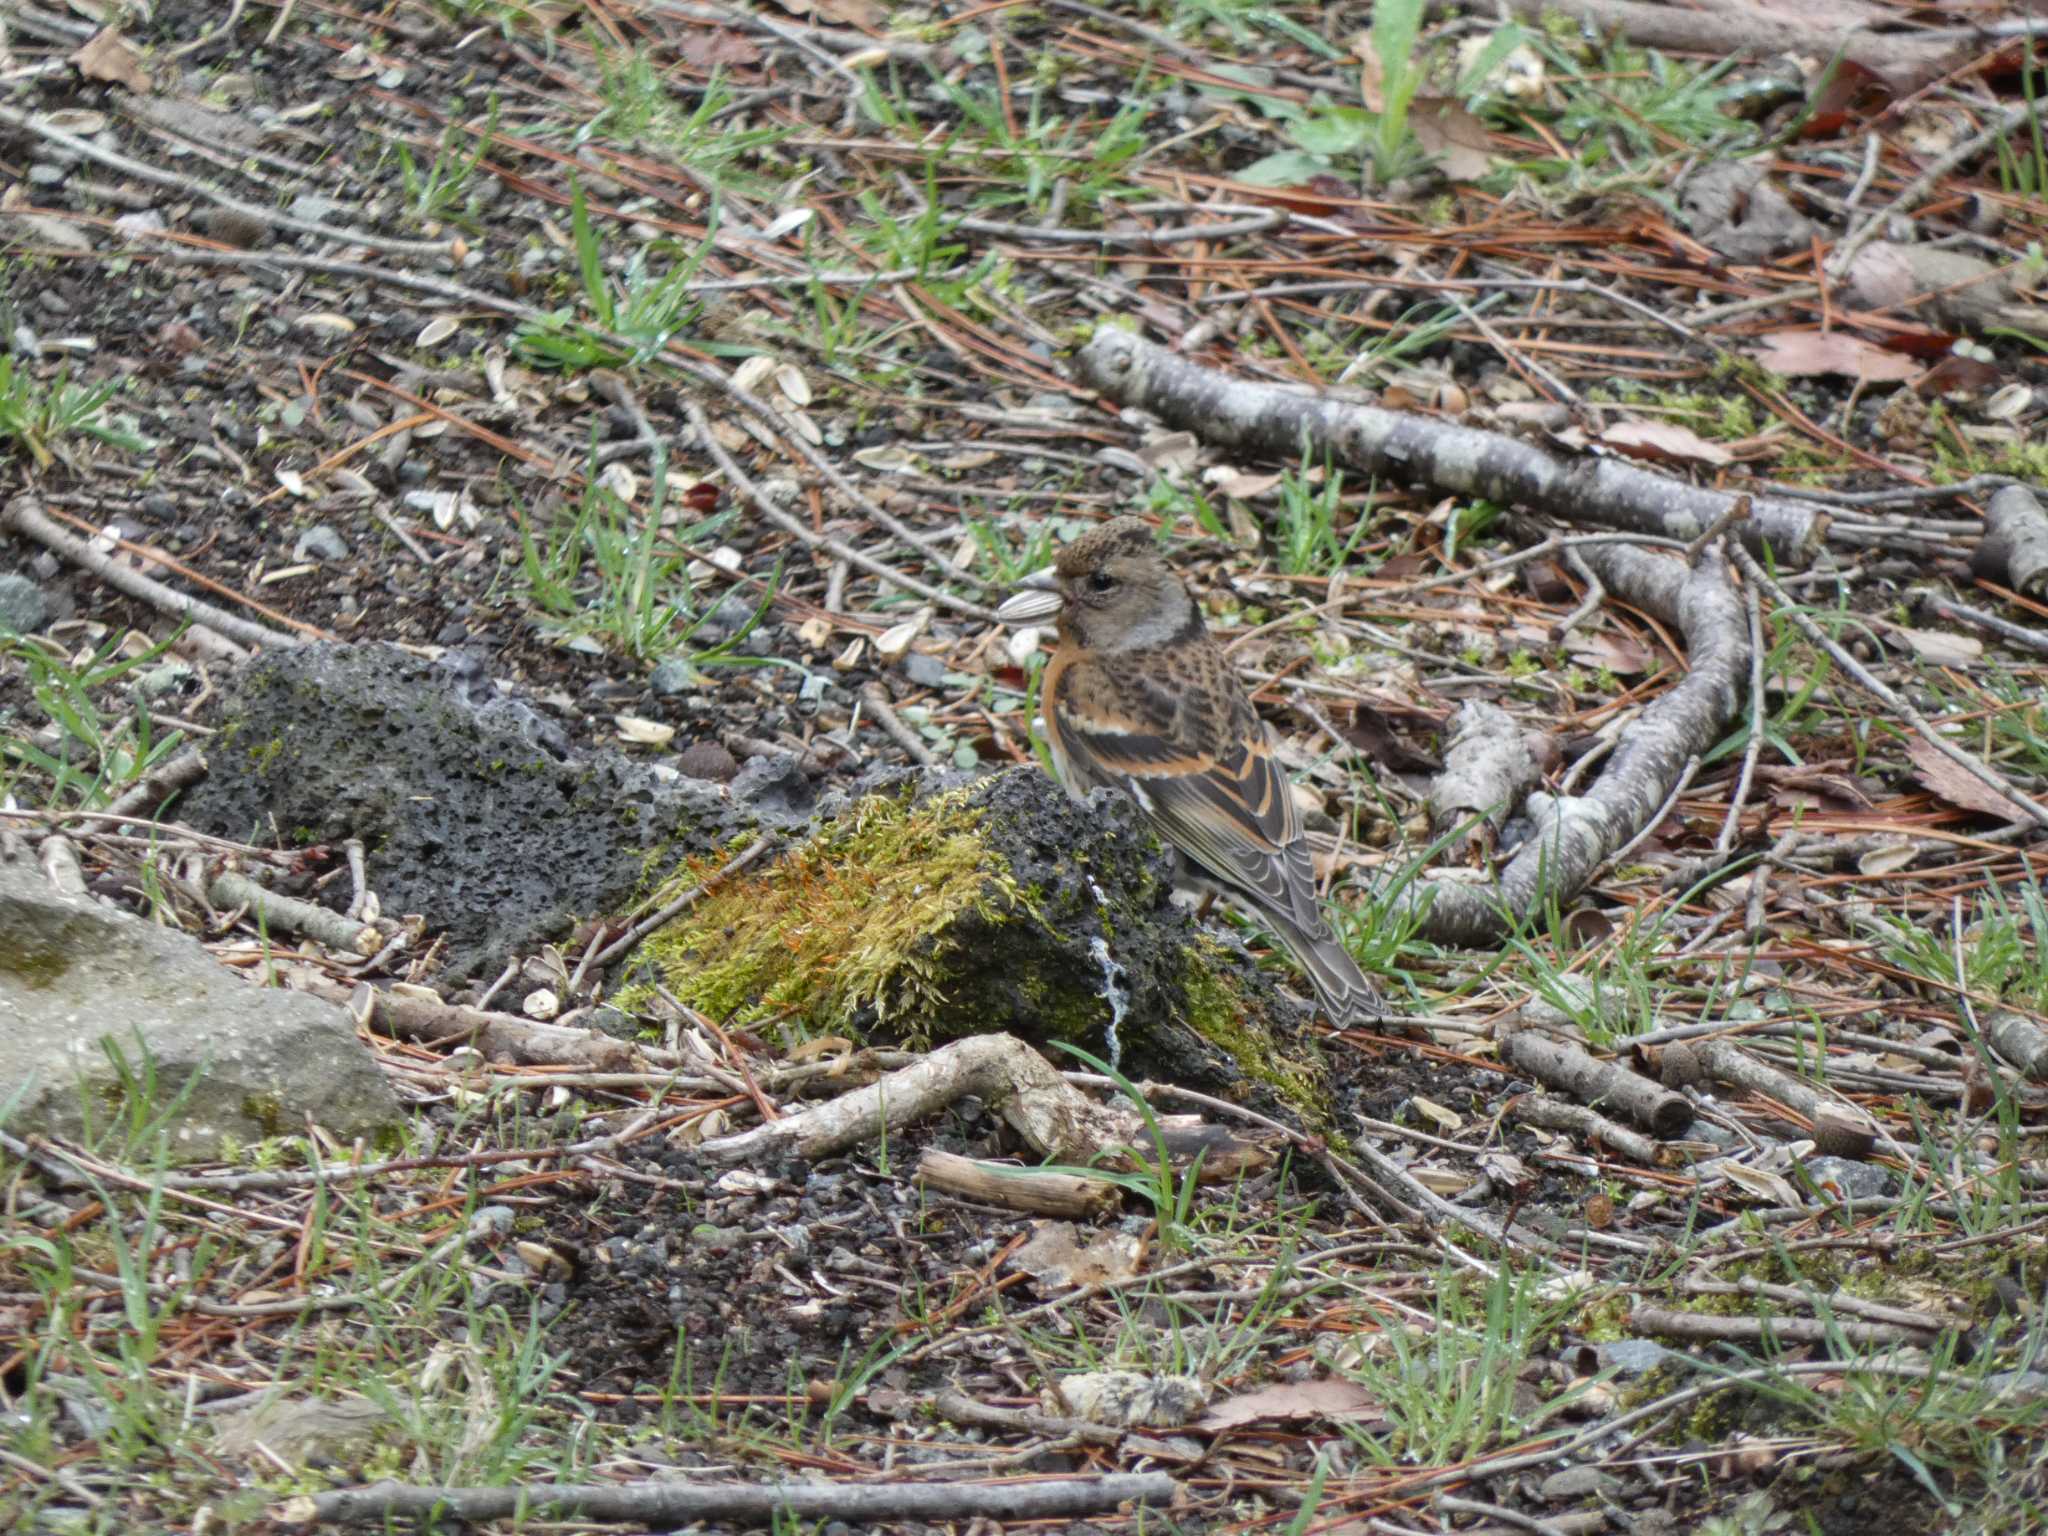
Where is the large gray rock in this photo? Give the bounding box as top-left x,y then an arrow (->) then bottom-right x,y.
0,855 -> 400,1157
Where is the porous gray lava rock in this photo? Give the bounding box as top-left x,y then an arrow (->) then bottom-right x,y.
0,854 -> 400,1155
179,643 -> 752,978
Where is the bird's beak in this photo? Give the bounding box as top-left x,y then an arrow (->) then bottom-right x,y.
995,566 -> 1063,626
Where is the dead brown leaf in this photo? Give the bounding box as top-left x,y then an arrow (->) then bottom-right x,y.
1194,1376 -> 1388,1433
1751,330 -> 1922,383
1409,99 -> 1495,181
1598,418 -> 1735,468
1906,736 -> 2025,821
676,28 -> 764,69
72,28 -> 151,94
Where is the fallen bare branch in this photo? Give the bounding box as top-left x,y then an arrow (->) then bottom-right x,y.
1073,330 -> 1828,564
284,1470 -> 1176,1526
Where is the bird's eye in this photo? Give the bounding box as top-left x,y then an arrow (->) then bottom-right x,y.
1087,571 -> 1117,594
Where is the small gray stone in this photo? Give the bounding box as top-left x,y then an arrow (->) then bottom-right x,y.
0,572 -> 49,634
135,662 -> 197,701
676,740 -> 740,783
692,591 -> 758,645
1540,1466 -> 1619,1502
649,657 -> 702,696
731,752 -> 816,825
899,652 -> 948,688
27,163 -> 66,187
293,524 -> 350,563
467,1205 -> 518,1238
1805,1155 -> 1893,1201
1597,1338 -> 1680,1377
0,853 -> 401,1158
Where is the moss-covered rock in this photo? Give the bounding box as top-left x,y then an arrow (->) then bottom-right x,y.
630,765 -> 1332,1128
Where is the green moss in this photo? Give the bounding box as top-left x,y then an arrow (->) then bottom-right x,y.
1176,938 -> 1329,1128
631,784 -> 1037,1044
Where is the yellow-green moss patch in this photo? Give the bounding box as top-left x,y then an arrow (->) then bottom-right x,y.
631,784 -> 1035,1044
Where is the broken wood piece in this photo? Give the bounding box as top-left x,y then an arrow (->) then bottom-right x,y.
1690,1040 -> 1879,1160
915,1149 -> 1121,1218
1508,1092 -> 1662,1165
1971,485 -> 2048,599
1500,1027 -> 1693,1138
210,870 -> 382,956
1982,1010 -> 2048,1082
699,1033 -> 1149,1166
285,1470 -> 1177,1526
1073,330 -> 1827,563
1427,700 -> 1544,860
319,979 -> 642,1071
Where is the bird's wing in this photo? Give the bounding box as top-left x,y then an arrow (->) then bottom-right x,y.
1052,658 -> 1328,934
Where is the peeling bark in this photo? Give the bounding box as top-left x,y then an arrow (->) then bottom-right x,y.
1073,330 -> 1827,564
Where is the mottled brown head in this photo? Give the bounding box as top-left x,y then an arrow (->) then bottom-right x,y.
1050,516 -> 1199,654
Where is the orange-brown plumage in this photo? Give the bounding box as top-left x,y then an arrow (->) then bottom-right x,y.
1010,517 -> 1380,1024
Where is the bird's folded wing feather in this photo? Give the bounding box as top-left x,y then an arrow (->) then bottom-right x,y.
1053,675 -> 1328,935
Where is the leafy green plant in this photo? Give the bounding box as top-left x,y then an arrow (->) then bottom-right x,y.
0,632 -> 189,810
396,95 -> 499,227
1333,1263 -> 1598,1464
581,56 -> 794,198
519,460 -> 774,663
1270,457 -> 1371,576
514,181 -> 726,370
1046,1043 -> 1207,1251
0,354 -> 154,469
1236,0 -> 1524,185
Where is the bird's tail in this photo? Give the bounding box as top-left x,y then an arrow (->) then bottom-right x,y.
1267,911 -> 1382,1025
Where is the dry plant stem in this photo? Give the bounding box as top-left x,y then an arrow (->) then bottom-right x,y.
1493,0 -> 1959,82
1435,1494 -> 1578,1536
698,1034 -> 1146,1166
289,1472 -> 1176,1527
209,870 -> 380,955
1506,1094 -> 1659,1164
930,1390 -> 1125,1448
67,745 -> 208,835
1500,1030 -> 1693,1137
3,497 -> 303,651
0,102 -> 457,258
1679,1276 -> 1949,1331
584,831 -> 781,974
0,1107 -> 669,1195
1403,543 -> 1746,945
1729,543 -> 2048,830
1714,577 -> 1768,857
861,686 -> 939,765
1919,594 -> 2048,656
682,403 -> 997,621
1074,331 -> 1828,564
914,1150 -> 1121,1217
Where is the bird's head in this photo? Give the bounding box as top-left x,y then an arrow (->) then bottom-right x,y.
996,517 -> 1195,652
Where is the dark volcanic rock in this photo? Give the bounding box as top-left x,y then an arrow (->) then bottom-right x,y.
180,643 -> 751,978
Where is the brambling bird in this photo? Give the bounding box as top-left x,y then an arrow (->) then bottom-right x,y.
997,517 -> 1381,1024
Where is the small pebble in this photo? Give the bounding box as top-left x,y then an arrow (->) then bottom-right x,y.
676,741 -> 740,783
293,524 -> 350,563
0,573 -> 49,635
